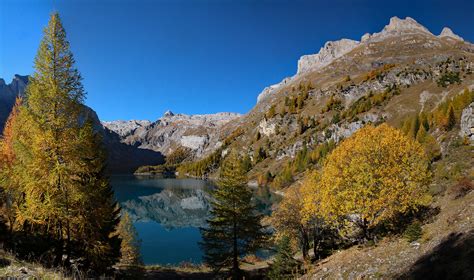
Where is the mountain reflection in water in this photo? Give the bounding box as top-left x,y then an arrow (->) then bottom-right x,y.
111,175 -> 279,265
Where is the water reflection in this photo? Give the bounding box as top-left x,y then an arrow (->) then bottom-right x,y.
111,175 -> 279,264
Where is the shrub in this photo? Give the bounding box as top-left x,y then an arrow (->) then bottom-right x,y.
450,177 -> 474,199
437,71 -> 461,87
404,221 -> 423,242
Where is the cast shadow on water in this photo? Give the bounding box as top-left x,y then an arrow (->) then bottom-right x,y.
111,175 -> 279,265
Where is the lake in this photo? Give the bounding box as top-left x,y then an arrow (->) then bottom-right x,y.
111,175 -> 278,265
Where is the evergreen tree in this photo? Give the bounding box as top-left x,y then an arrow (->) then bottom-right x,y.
200,151 -> 268,279
6,13 -> 119,271
446,104 -> 456,130
267,236 -> 301,280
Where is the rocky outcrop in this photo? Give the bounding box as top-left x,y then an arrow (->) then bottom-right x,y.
460,102 -> 474,141
258,17 -> 457,103
0,75 -> 28,132
365,16 -> 433,42
438,27 -> 464,41
257,77 -> 292,103
101,120 -> 151,137
297,39 -> 360,74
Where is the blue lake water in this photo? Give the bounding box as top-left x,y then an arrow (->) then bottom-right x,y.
111,175 -> 277,265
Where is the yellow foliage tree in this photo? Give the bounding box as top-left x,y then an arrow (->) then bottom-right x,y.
270,185 -> 311,259
314,124 -> 431,239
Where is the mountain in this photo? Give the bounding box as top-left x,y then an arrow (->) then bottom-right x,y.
103,111 -> 241,158
0,75 -> 28,132
2,17 -> 473,175
177,16 -> 473,182
0,77 -> 163,173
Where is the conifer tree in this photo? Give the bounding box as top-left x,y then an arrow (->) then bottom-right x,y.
7,13 -> 120,271
200,151 -> 268,279
116,212 -> 144,278
267,236 -> 301,280
446,104 -> 456,130
0,97 -> 22,231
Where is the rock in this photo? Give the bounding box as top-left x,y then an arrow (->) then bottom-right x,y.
256,77 -> 292,103
361,33 -> 371,42
438,27 -> 464,41
101,120 -> 151,137
180,135 -> 208,150
297,39 -> 360,74
328,121 -> 364,143
19,267 -> 29,274
410,241 -> 421,249
460,102 -> 474,142
163,110 -> 174,117
258,118 -> 276,137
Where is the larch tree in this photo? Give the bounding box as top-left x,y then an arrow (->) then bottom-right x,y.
200,151 -> 268,279
7,12 -> 120,271
116,212 -> 143,278
0,97 -> 22,232
315,124 -> 431,241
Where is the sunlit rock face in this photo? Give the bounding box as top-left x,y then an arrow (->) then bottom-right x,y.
297,39 -> 360,75
460,102 -> 474,141
102,112 -> 241,158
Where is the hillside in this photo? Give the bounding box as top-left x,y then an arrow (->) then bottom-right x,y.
173,16 -> 473,183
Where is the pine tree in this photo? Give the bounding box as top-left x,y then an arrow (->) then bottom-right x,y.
446,104 -> 456,130
200,151 -> 268,279
116,212 -> 144,278
267,236 -> 301,280
7,13 -> 119,271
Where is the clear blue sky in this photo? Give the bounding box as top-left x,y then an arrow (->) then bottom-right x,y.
1,0 -> 473,121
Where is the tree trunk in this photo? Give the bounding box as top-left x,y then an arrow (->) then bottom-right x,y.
300,227 -> 309,260
232,214 -> 240,280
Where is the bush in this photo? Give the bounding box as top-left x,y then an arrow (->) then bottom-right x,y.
404,221 -> 423,242
450,177 -> 474,199
437,71 -> 461,87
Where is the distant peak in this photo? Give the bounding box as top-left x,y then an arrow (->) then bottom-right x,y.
383,16 -> 432,34
164,110 -> 174,117
438,27 -> 464,41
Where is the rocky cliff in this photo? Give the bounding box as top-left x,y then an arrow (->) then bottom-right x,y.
0,75 -> 28,132
103,111 -> 241,158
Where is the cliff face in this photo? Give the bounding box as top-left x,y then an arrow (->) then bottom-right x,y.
0,75 -> 28,132
103,112 -> 241,158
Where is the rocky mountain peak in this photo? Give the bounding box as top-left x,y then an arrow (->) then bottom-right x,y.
438,27 -> 464,41
164,110 -> 175,117
384,16 -> 431,33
